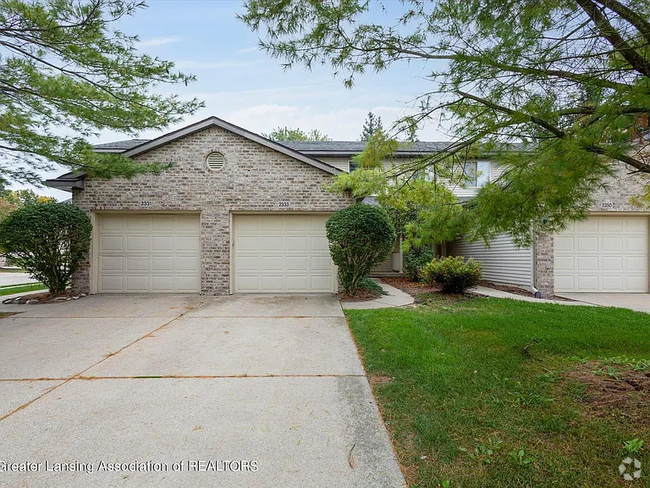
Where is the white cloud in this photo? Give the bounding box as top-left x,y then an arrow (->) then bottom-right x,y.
138,36 -> 182,48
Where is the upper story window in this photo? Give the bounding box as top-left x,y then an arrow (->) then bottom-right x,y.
463,161 -> 490,188
348,160 -> 359,172
206,152 -> 226,171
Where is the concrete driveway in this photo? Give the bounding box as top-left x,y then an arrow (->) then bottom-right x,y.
0,295 -> 404,487
556,293 -> 650,313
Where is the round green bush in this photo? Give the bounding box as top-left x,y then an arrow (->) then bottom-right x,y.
326,203 -> 396,295
422,256 -> 483,294
0,202 -> 92,295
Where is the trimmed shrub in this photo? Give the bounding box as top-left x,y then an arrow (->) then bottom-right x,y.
326,203 -> 396,295
403,247 -> 436,282
0,202 -> 92,295
422,256 -> 482,294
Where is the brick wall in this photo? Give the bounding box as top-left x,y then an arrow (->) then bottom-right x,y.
73,126 -> 354,295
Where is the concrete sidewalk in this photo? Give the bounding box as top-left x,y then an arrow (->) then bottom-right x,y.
0,294 -> 405,487
342,280 -> 414,310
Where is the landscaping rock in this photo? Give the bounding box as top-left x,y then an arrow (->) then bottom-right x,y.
25,299 -> 39,305
2,298 -> 13,304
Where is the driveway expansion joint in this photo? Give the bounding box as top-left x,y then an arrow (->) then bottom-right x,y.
0,299 -> 209,422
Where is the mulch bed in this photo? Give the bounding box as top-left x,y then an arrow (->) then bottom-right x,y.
381,277 -> 440,297
337,288 -> 383,302
478,280 -> 535,297
563,361 -> 650,427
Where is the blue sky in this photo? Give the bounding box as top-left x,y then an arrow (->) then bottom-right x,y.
40,0 -> 448,200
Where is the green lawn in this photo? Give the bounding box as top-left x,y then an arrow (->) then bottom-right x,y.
0,283 -> 46,296
346,296 -> 650,487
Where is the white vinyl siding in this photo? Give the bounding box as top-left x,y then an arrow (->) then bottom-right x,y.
554,216 -> 648,292
448,234 -> 533,289
97,214 -> 201,293
233,214 -> 337,293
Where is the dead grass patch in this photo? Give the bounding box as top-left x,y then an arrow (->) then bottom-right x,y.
563,361 -> 650,427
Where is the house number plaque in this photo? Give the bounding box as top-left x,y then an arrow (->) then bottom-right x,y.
278,201 -> 291,208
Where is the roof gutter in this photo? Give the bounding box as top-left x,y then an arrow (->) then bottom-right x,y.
44,176 -> 85,192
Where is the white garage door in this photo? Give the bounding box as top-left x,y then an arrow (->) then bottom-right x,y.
97,214 -> 200,293
554,216 -> 648,292
233,214 -> 336,293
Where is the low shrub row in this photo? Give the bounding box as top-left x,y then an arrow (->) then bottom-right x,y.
405,251 -> 482,294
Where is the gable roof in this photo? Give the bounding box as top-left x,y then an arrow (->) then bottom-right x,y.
93,138 -> 454,157
120,116 -> 341,176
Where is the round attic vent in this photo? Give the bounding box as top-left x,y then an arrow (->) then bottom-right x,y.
206,152 -> 226,171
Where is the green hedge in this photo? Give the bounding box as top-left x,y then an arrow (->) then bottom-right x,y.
422,256 -> 482,294
326,203 -> 395,295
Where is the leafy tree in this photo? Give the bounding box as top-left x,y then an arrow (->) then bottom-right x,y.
326,203 -> 395,295
3,189 -> 55,207
360,112 -> 383,141
0,189 -> 55,220
0,202 -> 92,294
241,0 -> 650,244
262,126 -> 331,141
0,0 -> 202,184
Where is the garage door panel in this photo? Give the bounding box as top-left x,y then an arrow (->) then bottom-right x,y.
311,256 -> 333,272
233,214 -> 336,293
127,217 -> 150,231
577,220 -> 599,231
236,236 -> 259,252
311,275 -> 335,293
125,275 -> 149,292
100,256 -> 123,271
126,256 -> 149,271
125,236 -> 149,252
176,276 -> 200,292
176,236 -> 200,252
310,236 -> 330,252
601,256 -> 623,271
627,218 -> 647,232
262,256 -> 285,271
601,219 -> 624,232
601,237 -> 622,252
176,256 -> 200,271
98,214 -> 200,293
286,275 -> 309,292
554,236 -> 574,252
260,236 -> 284,252
151,236 -> 174,251
260,275 -> 286,292
577,256 -> 598,271
626,276 -> 648,291
554,256 -> 574,271
101,236 -> 123,252
626,237 -> 647,252
151,275 -> 174,292
100,275 -> 123,292
286,236 -> 308,252
286,256 -> 308,271
602,276 -> 624,291
577,237 -> 598,252
554,216 -> 648,293
235,256 -> 260,271
152,256 -> 174,271
260,218 -> 284,232
101,217 -> 124,231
